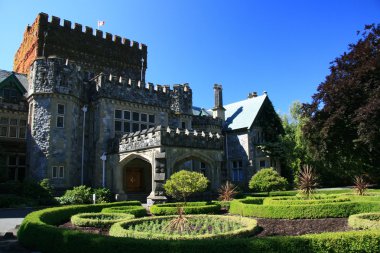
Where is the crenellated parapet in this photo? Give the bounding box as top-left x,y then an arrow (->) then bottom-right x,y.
170,84 -> 193,114
14,12 -> 147,79
119,125 -> 224,153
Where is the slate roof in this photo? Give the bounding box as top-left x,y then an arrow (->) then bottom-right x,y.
223,94 -> 267,131
0,70 -> 28,91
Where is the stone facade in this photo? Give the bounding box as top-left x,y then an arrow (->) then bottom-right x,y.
1,13 -> 284,202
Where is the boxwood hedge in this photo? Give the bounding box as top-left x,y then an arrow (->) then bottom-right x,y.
109,215 -> 258,240
349,213 -> 380,230
150,201 -> 221,215
17,202 -> 380,253
102,205 -> 147,217
71,212 -> 134,227
230,195 -> 380,219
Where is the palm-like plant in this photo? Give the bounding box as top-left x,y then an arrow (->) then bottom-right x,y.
298,165 -> 318,199
218,181 -> 238,202
353,175 -> 369,196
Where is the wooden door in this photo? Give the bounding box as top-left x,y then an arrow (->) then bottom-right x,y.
125,168 -> 143,192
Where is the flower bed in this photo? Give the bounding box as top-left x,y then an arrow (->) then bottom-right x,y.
349,212 -> 380,230
71,212 -> 134,228
102,205 -> 146,217
150,201 -> 221,215
109,215 -> 258,240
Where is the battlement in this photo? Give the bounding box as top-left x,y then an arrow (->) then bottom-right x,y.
119,125 -> 224,153
14,13 -> 147,78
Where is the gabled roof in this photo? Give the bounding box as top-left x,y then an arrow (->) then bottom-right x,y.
223,94 -> 267,131
0,70 -> 28,92
192,106 -> 212,117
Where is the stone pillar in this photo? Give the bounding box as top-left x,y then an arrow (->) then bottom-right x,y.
147,152 -> 167,205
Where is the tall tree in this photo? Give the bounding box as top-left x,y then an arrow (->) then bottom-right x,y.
302,24 -> 380,186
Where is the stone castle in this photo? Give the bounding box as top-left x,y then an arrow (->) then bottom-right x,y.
0,13 -> 283,202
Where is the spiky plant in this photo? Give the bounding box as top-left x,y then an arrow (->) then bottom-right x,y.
165,206 -> 190,233
218,181 -> 238,202
353,175 -> 369,196
298,165 -> 318,199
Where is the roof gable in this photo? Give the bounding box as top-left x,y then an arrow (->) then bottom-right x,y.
223,94 -> 267,131
0,70 -> 27,94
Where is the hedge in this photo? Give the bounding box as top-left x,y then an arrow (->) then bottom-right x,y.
229,195 -> 380,219
17,202 -> 380,253
262,196 -> 351,206
71,212 -> 134,228
109,215 -> 258,240
349,213 -> 380,230
150,201 -> 221,215
102,205 -> 147,217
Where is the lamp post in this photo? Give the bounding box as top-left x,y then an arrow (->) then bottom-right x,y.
100,152 -> 107,188
81,105 -> 88,185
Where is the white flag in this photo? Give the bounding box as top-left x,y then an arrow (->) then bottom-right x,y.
97,20 -> 105,27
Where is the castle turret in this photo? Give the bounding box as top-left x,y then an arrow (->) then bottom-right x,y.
212,84 -> 225,121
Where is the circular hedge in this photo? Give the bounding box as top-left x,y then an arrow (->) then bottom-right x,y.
150,201 -> 221,216
71,212 -> 134,228
17,202 -> 380,253
349,213 -> 380,230
109,215 -> 258,240
230,194 -> 380,219
102,205 -> 147,217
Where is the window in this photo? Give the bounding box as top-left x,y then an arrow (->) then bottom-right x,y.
260,160 -> 266,168
0,117 -> 27,139
56,104 -> 65,128
115,110 -> 156,134
19,120 -> 26,139
7,155 -> 26,181
52,166 -> 64,179
0,117 -> 8,137
232,160 -> 244,182
200,162 -> 206,176
9,119 -> 17,138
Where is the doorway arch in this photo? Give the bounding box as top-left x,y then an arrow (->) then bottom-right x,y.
123,158 -> 152,193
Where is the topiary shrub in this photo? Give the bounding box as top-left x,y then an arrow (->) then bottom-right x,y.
71,212 -> 134,228
348,212 -> 380,230
102,206 -> 147,217
249,168 -> 288,195
57,185 -> 93,205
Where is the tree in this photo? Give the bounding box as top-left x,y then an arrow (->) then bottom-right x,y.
302,24 -> 380,186
164,170 -> 209,203
249,168 -> 288,195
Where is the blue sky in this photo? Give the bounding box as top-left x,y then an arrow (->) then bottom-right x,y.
0,0 -> 379,115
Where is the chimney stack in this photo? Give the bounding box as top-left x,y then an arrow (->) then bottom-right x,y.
212,84 -> 225,121
248,91 -> 258,99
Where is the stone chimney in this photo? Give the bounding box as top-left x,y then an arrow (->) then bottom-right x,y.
248,91 -> 258,99
212,84 -> 225,120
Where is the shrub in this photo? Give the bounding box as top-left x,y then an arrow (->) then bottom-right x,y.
218,181 -> 238,202
16,202 -> 380,253
164,170 -> 209,203
249,168 -> 288,195
102,206 -> 147,217
354,175 -> 370,196
298,165 -> 318,198
93,187 -> 113,203
150,201 -> 221,216
71,212 -> 134,228
348,212 -> 380,230
109,215 -> 258,240
57,185 -> 93,205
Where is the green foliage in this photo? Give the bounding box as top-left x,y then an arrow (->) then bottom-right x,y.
17,201 -> 380,253
71,212 -> 134,228
229,194 -> 380,219
57,185 -> 93,205
298,165 -> 318,198
93,187 -> 113,203
102,205 -> 147,217
349,212 -> 380,230
249,168 -> 288,195
302,24 -> 380,186
109,215 -> 258,240
150,201 -> 221,216
354,175 -> 370,196
164,170 -> 209,202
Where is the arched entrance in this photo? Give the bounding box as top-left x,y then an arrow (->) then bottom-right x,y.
123,158 -> 152,194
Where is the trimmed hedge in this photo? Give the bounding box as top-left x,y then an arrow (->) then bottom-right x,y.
230,195 -> 380,219
150,201 -> 221,215
263,196 -> 351,206
109,215 -> 258,240
102,205 -> 147,217
71,212 -> 134,228
17,202 -> 380,253
349,213 -> 380,230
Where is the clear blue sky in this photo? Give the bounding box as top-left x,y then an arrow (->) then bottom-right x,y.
0,0 -> 379,115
